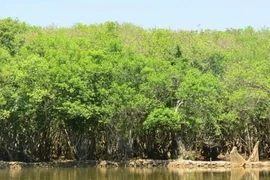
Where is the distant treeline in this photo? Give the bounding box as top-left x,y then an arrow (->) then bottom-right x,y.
0,18 -> 269,161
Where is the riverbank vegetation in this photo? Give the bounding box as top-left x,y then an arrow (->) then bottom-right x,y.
0,18 -> 269,162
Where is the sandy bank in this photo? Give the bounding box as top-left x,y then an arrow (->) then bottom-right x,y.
1,159 -> 270,169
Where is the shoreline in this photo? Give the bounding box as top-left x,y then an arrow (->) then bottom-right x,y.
1,159 -> 270,170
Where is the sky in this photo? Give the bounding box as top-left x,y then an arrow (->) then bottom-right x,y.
1,0 -> 269,30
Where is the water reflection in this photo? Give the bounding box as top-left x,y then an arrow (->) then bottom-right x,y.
0,167 -> 270,180
231,168 -> 264,180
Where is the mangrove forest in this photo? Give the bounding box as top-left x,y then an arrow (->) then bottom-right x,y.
0,18 -> 270,162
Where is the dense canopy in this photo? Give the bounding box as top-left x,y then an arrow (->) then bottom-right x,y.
0,18 -> 269,161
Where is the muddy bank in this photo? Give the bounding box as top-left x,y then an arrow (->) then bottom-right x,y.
1,159 -> 270,169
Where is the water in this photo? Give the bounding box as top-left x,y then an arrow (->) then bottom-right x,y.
0,167 -> 270,180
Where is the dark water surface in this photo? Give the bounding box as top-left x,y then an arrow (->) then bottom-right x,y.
0,167 -> 270,180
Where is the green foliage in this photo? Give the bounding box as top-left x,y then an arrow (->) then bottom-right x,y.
0,18 -> 28,55
144,108 -> 180,131
0,18 -> 270,161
